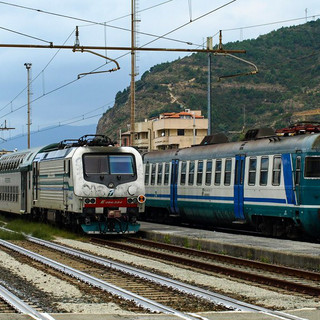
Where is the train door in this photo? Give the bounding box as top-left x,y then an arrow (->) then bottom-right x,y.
234,155 -> 246,221
170,159 -> 179,214
32,162 -> 38,202
20,171 -> 28,213
282,153 -> 297,205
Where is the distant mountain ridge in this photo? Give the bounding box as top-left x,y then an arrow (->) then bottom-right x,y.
0,124 -> 97,151
96,19 -> 320,141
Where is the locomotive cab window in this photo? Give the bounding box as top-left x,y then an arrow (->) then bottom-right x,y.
83,153 -> 136,186
109,155 -> 134,174
305,156 -> 320,178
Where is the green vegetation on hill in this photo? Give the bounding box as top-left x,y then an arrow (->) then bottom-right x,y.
97,20 -> 320,141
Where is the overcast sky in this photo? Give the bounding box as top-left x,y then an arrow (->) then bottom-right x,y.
0,0 -> 319,148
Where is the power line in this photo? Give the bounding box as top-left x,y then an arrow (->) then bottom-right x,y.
0,29 -> 75,114
0,26 -> 52,44
0,1 -> 197,47
223,14 -> 320,32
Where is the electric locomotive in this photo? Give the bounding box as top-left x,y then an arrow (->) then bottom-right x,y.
0,135 -> 145,234
143,128 -> 320,239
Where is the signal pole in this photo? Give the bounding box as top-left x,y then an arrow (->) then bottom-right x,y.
24,63 -> 32,149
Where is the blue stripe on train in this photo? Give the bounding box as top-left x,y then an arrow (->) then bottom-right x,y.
146,193 -> 286,204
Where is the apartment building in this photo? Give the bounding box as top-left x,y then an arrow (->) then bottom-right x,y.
121,109 -> 208,151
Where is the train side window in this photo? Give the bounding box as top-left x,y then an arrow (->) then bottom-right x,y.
197,161 -> 203,185
224,159 -> 232,186
248,158 -> 257,185
144,163 -> 150,185
295,156 -> 301,185
215,159 -> 222,185
180,161 -> 187,185
157,163 -> 163,185
272,156 -> 281,186
151,164 -> 156,185
164,163 -> 170,185
305,156 -> 320,178
260,156 -> 269,186
205,160 -> 212,185
188,161 -> 195,185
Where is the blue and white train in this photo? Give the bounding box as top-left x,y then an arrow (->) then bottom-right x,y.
143,129 -> 320,239
0,135 -> 145,234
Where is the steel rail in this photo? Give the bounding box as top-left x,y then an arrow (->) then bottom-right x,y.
26,236 -> 308,320
0,239 -> 202,320
0,283 -> 55,320
124,237 -> 320,281
94,238 -> 320,296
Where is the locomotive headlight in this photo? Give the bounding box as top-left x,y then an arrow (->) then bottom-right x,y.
90,198 -> 96,204
108,182 -> 115,188
85,198 -> 90,204
127,198 -> 133,204
138,195 -> 146,204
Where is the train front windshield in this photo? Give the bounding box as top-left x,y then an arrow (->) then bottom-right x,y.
83,154 -> 135,175
83,153 -> 136,185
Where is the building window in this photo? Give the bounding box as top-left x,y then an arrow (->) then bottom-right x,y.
205,160 -> 212,185
180,161 -> 186,185
224,159 -> 232,186
197,161 -> 203,185
177,129 -> 185,136
164,163 -> 170,185
248,158 -> 257,185
272,156 -> 281,186
260,156 -> 269,186
215,159 -> 222,185
188,161 -> 195,185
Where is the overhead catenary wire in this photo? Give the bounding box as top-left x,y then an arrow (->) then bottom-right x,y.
0,2 -> 318,142
0,1 -> 239,120
0,26 -> 52,44
0,1 -> 197,47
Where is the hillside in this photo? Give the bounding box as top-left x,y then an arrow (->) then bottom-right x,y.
96,19 -> 320,141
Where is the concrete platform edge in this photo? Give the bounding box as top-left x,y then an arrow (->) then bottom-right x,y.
139,230 -> 320,271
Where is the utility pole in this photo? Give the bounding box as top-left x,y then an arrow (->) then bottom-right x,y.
207,36 -> 212,135
130,0 -> 136,146
24,63 -> 32,149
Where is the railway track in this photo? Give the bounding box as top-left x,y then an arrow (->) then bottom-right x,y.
0,235 -> 313,320
0,283 -> 55,320
90,237 -> 320,297
25,236 -> 313,320
0,238 -> 228,320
